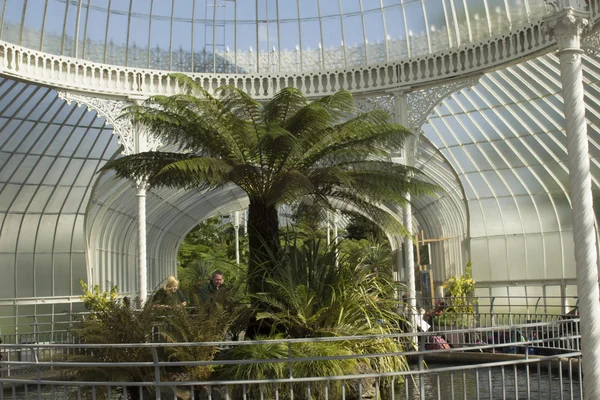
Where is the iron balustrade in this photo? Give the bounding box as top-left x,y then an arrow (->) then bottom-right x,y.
0,330 -> 582,400
0,295 -> 585,399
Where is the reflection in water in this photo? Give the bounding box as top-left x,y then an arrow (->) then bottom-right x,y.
400,363 -> 581,400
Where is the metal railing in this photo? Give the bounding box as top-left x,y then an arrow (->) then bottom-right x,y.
0,327 -> 582,400
0,296 -> 584,399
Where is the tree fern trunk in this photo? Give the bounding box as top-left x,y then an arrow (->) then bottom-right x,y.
245,199 -> 280,338
247,199 -> 280,295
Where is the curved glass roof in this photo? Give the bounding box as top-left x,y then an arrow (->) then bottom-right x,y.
0,0 -> 546,73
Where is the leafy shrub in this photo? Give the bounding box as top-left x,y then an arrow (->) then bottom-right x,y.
214,338 -> 358,400
255,239 -> 404,338
291,341 -> 357,399
69,285 -> 235,398
79,279 -> 118,313
227,238 -> 409,398
435,262 -> 477,328
159,291 -> 236,381
67,293 -> 160,399
213,335 -> 288,399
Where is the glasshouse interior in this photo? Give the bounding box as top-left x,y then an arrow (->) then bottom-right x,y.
0,0 -> 600,399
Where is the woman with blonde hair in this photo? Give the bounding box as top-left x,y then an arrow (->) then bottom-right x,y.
152,276 -> 187,307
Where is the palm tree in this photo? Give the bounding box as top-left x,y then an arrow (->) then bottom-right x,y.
101,73 -> 437,296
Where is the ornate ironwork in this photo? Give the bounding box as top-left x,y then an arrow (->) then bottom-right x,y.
56,91 -> 162,155
407,75 -> 481,130
355,95 -> 395,116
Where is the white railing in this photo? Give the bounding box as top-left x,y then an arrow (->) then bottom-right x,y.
0,21 -> 553,100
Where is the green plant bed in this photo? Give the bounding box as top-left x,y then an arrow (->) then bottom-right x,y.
213,337 -> 405,400
67,283 -> 236,399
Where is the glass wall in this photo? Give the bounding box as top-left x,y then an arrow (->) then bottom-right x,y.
422,53 -> 600,287
0,79 -> 117,301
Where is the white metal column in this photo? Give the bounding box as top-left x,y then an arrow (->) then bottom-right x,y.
234,210 -> 240,265
136,180 -> 148,304
395,91 -> 418,316
546,2 -> 600,396
403,194 -> 417,317
326,211 -> 331,246
134,118 -> 150,304
333,211 -> 339,267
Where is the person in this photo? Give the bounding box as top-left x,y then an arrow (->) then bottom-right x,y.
152,276 -> 187,308
199,270 -> 224,302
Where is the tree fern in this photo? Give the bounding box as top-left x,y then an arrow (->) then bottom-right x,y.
101,80 -> 439,301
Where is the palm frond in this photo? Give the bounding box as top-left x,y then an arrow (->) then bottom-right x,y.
168,73 -> 212,97
262,87 -> 308,125
265,169 -> 314,206
314,90 -> 355,117
300,120 -> 410,168
156,157 -> 233,188
284,101 -> 335,139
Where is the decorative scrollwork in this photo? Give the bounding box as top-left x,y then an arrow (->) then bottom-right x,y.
545,0 -> 588,15
545,0 -> 561,15
56,91 -> 162,155
355,95 -> 395,116
406,75 -> 481,130
581,25 -> 600,57
57,90 -> 136,155
544,3 -> 592,51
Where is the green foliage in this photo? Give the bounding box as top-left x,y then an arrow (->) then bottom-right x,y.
345,214 -> 387,243
69,285 -> 234,396
158,292 -> 236,381
290,341 -> 358,399
435,262 -> 477,328
215,338 -> 358,400
213,238 -> 408,397
350,337 -> 407,375
68,294 -> 159,389
214,334 -> 288,381
341,241 -> 394,291
255,238 -> 401,338
79,279 -> 118,313
443,261 -> 476,311
178,216 -> 247,270
176,214 -> 250,318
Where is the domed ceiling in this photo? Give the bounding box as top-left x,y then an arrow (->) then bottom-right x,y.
0,0 -> 546,73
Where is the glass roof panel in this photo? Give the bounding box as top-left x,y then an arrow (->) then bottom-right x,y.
498,169 -> 529,196
448,146 -> 476,173
0,0 -> 546,73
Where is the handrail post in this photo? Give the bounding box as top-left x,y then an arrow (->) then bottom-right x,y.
490,296 -> 496,327
560,281 -> 568,314
151,347 -> 161,400
288,342 -> 294,400
419,333 -> 425,400
33,316 -> 40,363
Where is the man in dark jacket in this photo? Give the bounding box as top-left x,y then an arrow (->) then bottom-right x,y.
199,270 -> 224,302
